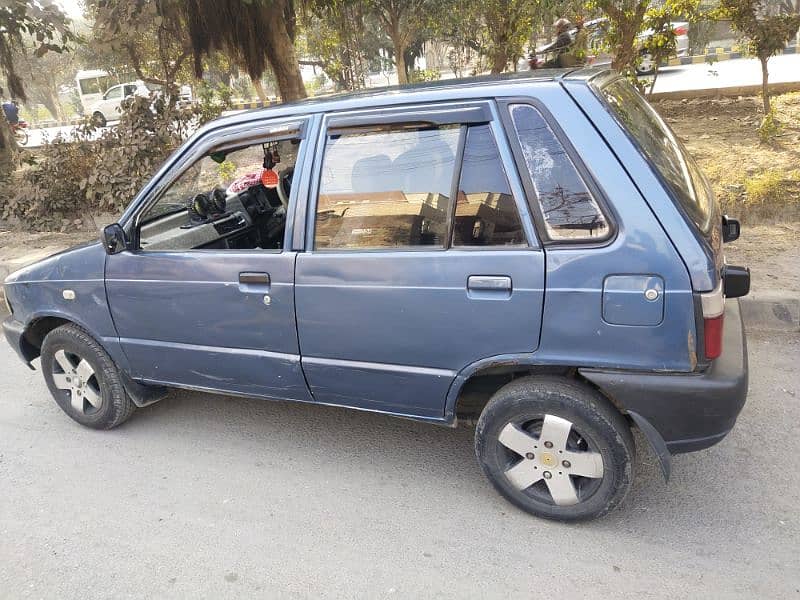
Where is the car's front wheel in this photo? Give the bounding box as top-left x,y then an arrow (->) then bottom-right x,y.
41,324 -> 136,429
475,376 -> 634,521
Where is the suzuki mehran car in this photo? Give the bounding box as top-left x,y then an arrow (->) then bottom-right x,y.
2,69 -> 750,521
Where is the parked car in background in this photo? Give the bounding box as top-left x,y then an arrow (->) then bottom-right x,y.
529,18 -> 690,76
89,80 -> 158,127
636,20 -> 690,75
3,68 -> 749,522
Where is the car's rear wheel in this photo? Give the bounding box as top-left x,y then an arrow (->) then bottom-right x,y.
92,111 -> 107,127
475,376 -> 634,521
41,324 -> 135,429
636,52 -> 656,76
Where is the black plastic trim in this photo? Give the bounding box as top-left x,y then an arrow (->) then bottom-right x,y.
327,103 -> 491,132
2,316 -> 35,369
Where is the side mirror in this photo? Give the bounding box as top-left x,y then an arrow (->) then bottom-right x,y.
722,215 -> 740,243
102,223 -> 127,255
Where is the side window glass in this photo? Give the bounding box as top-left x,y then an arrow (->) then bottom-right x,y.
106,86 -> 122,100
139,138 -> 300,252
452,125 -> 525,247
509,104 -> 609,241
315,126 -> 460,250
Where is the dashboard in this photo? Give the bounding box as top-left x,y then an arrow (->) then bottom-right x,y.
139,183 -> 287,252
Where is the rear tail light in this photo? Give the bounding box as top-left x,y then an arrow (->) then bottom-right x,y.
673,25 -> 688,36
700,282 -> 725,360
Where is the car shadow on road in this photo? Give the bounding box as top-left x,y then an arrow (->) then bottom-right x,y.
122,387 -> 762,536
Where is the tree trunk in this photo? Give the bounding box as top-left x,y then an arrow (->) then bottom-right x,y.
611,30 -> 638,73
0,119 -> 18,181
760,57 -> 770,114
264,5 -> 307,101
392,33 -> 409,84
490,50 -> 508,74
252,78 -> 269,102
42,91 -> 67,123
648,66 -> 659,97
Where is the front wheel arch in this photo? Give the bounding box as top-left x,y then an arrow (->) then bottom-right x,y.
20,315 -> 72,361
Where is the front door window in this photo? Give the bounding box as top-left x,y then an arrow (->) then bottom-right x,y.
139,138 -> 300,252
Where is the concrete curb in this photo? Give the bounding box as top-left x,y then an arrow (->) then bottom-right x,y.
740,293 -> 800,333
229,100 -> 279,111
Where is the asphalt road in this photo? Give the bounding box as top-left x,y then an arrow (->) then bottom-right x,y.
651,52 -> 800,94
0,322 -> 798,599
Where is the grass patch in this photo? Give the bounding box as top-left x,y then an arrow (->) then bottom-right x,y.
737,169 -> 800,221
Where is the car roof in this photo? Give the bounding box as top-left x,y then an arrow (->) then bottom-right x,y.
198,67 -> 609,135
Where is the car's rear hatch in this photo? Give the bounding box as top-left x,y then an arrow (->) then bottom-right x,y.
589,76 -> 749,364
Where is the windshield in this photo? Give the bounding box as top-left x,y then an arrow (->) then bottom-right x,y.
599,78 -> 715,235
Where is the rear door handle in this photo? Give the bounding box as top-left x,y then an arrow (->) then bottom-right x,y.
239,272 -> 270,285
468,275 -> 512,292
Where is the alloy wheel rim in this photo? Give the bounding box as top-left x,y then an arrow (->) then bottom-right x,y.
51,349 -> 103,415
497,414 -> 604,506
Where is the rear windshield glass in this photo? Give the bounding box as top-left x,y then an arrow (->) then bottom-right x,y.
599,79 -> 714,235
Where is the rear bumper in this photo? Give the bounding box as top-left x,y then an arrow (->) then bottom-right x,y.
580,298 -> 748,454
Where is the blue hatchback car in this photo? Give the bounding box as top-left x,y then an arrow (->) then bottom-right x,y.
3,69 -> 749,521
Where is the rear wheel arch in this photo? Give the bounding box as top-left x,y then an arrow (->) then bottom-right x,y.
450,362 -> 626,425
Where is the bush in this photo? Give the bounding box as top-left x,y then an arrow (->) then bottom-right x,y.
3,87 -> 231,231
757,109 -> 781,143
408,68 -> 441,83
740,168 -> 800,221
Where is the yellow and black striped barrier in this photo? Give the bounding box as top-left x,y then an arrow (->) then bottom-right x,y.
664,43 -> 798,67
229,100 -> 279,110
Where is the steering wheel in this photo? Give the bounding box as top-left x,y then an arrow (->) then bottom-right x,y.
276,167 -> 293,209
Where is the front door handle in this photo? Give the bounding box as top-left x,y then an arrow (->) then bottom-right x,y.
467,275 -> 512,292
239,272 -> 270,285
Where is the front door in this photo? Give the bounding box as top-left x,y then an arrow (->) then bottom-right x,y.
295,104 -> 544,419
99,85 -> 123,118
106,124 -> 313,402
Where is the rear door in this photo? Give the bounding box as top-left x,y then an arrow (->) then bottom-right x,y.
295,102 -> 544,419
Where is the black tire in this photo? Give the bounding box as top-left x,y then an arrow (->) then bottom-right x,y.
41,324 -> 136,429
475,376 -> 634,522
92,111 -> 107,127
636,51 -> 656,76
14,129 -> 28,146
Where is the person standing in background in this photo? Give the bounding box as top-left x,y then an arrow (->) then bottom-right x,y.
3,100 -> 19,125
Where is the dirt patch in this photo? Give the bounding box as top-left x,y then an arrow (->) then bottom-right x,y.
0,229 -> 95,280
723,222 -> 800,296
653,92 -> 800,224
0,230 -> 94,255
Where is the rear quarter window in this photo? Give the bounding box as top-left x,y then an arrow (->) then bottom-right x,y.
508,103 -> 610,242
599,79 -> 716,236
